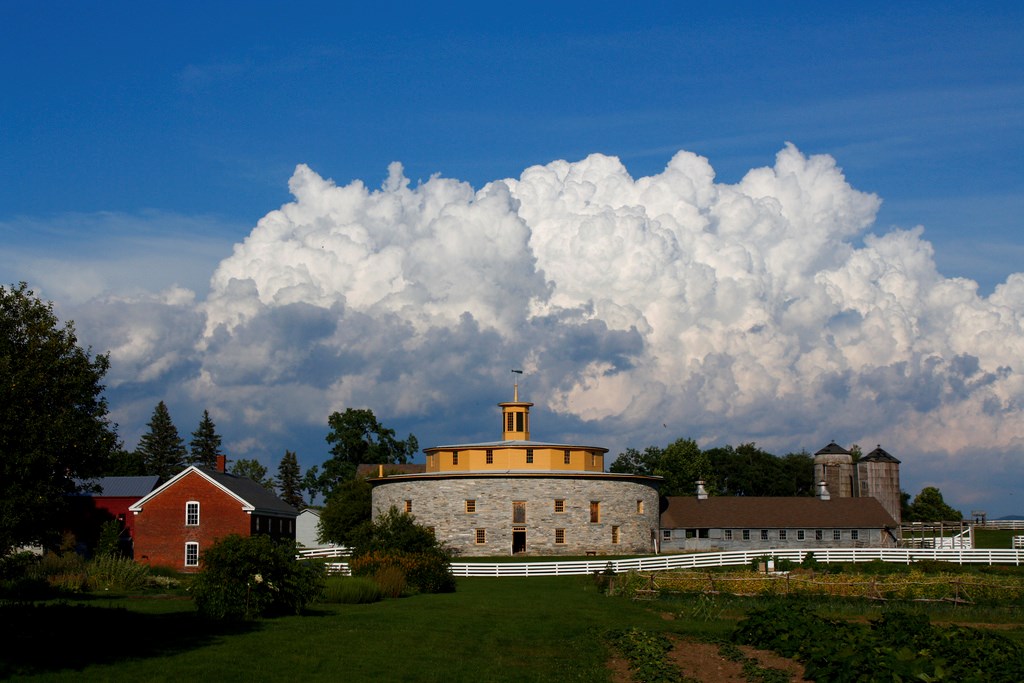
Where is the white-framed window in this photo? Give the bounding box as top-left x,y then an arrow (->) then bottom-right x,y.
185,501 -> 199,526
742,529 -> 751,540
724,529 -> 733,540
851,529 -> 860,541
815,529 -> 823,541
779,530 -> 787,540
760,529 -> 769,541
185,542 -> 199,567
833,529 -> 842,541
797,530 -> 805,541
662,529 -> 671,540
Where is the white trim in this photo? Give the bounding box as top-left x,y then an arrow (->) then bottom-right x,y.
185,541 -> 199,567
128,466 -> 256,513
185,500 -> 200,526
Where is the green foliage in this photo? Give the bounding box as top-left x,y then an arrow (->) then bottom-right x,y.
135,401 -> 187,481
318,477 -> 372,545
318,576 -> 383,604
33,551 -> 89,592
348,507 -> 455,594
86,554 -> 150,591
275,450 -> 305,509
188,409 -> 224,468
190,534 -> 326,620
905,485 -> 963,522
604,628 -> 683,683
320,408 -> 418,494
95,519 -> 125,558
372,565 -> 408,598
612,439 -> 815,497
230,458 -> 273,488
0,282 -> 120,555
734,604 -> 1024,681
0,551 -> 51,600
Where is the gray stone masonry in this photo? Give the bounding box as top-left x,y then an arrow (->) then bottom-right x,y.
373,474 -> 660,557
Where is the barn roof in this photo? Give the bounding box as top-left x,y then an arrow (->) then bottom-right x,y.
661,496 -> 897,529
73,476 -> 160,498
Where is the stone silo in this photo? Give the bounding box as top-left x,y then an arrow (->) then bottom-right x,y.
813,442 -> 855,498
857,445 -> 902,524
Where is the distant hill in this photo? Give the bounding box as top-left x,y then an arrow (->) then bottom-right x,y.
997,515 -> 1024,521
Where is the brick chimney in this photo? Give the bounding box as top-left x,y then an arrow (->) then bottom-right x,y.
216,455 -> 227,473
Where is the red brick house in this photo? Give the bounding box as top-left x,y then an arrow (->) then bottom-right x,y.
128,457 -> 298,571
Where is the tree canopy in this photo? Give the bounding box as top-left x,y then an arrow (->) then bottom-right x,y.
231,458 -> 273,489
318,478 -> 372,546
276,450 -> 305,509
188,409 -> 224,468
135,401 -> 187,481
905,486 -> 963,522
319,408 -> 418,495
612,438 -> 815,498
0,283 -> 119,554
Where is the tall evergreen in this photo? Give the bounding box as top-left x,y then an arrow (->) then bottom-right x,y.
276,450 -> 305,509
189,409 -> 224,468
136,401 -> 187,481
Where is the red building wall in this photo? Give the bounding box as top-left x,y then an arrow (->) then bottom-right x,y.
132,471 -> 251,571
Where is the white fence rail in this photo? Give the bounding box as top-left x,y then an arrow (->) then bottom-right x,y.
311,547 -> 1024,577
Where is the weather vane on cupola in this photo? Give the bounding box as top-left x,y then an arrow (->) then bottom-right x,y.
511,368 -> 523,401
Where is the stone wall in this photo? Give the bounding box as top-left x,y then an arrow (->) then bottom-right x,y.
373,474 -> 660,557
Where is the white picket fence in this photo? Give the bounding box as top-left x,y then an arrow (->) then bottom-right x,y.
306,547 -> 1024,577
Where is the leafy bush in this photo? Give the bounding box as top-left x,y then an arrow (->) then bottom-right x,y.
348,507 -> 455,594
32,552 -> 88,592
605,628 -> 682,683
0,552 -> 50,600
190,535 -> 326,620
319,576 -> 383,604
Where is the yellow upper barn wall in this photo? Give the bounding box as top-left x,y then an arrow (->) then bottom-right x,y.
423,387 -> 607,473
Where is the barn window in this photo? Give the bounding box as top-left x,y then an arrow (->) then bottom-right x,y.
452,451 -> 459,465
797,530 -> 805,541
760,529 -> 768,541
589,501 -> 600,523
564,449 -> 571,464
815,529 -> 823,541
611,526 -> 620,544
506,413 -> 513,432
486,449 -> 493,464
185,542 -> 199,567
779,530 -> 787,540
724,529 -> 733,540
405,500 -> 412,513
662,529 -> 671,540
554,499 -> 565,513
851,529 -> 860,541
525,449 -> 534,464
742,529 -> 750,540
465,499 -> 476,513
185,501 -> 199,526
513,501 -> 526,523
475,528 -> 486,544
555,528 -> 565,544
636,500 -> 644,514
516,412 -> 524,432
833,529 -> 842,541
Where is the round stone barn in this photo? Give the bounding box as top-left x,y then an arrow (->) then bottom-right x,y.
370,389 -> 661,557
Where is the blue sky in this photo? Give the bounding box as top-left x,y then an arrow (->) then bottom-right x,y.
3,3 -> 1023,516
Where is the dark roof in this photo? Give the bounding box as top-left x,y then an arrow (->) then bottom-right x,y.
73,476 -> 160,498
355,463 -> 427,478
861,446 -> 901,464
197,468 -> 298,516
661,496 -> 897,529
814,441 -> 851,456
130,467 -> 297,517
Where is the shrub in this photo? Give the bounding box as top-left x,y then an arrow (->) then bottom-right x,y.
33,552 -> 88,592
373,566 -> 407,598
0,552 -> 50,600
348,507 -> 455,594
190,535 -> 326,620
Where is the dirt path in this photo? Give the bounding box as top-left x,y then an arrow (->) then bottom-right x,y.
609,635 -> 807,683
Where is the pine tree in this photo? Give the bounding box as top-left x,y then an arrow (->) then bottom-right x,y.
189,409 -> 224,468
136,401 -> 187,481
276,450 -> 305,509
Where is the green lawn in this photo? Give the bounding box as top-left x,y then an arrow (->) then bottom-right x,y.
975,528 -> 1022,549
2,577 -> 668,682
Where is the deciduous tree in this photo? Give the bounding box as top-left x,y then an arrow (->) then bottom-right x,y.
230,458 -> 273,489
0,283 -> 119,554
905,486 -> 963,522
320,408 -> 418,495
318,478 -> 372,546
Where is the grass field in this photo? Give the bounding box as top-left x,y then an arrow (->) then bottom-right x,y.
4,571 -> 1024,681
